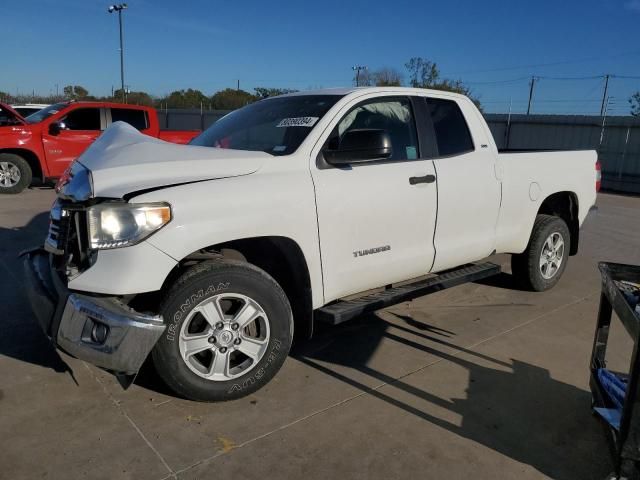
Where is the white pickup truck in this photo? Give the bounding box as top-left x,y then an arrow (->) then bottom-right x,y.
23,87 -> 599,401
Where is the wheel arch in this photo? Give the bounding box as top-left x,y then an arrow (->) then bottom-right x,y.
0,148 -> 44,183
536,191 -> 579,256
158,235 -> 315,341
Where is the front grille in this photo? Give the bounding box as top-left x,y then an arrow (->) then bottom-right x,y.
45,200 -> 91,275
45,202 -> 71,254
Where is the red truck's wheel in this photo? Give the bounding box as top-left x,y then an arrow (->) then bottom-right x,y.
0,153 -> 32,194
152,258 -> 293,401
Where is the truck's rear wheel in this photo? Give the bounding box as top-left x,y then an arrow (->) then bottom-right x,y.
0,153 -> 32,194
511,214 -> 570,292
152,259 -> 293,401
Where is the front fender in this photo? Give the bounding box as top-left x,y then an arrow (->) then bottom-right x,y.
132,170 -> 325,308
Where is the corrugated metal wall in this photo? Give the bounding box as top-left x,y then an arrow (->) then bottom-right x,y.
162,109 -> 640,194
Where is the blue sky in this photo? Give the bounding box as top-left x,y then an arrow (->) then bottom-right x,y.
4,0 -> 640,114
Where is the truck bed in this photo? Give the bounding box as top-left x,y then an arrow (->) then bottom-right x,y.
494,149 -> 598,255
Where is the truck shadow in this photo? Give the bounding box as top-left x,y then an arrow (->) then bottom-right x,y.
474,271 -> 531,291
292,313 -> 612,480
0,212 -> 76,379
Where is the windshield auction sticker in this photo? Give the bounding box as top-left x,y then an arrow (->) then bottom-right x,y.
276,117 -> 319,128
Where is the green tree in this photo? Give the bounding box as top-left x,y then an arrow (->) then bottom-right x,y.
405,57 -> 439,88
63,85 -> 90,100
159,89 -> 209,108
352,68 -> 404,87
128,91 -> 154,106
403,57 -> 480,108
372,68 -> 403,86
211,88 -> 256,109
112,89 -> 154,106
352,68 -> 373,86
630,92 -> 640,116
74,85 -> 89,98
254,87 -> 298,99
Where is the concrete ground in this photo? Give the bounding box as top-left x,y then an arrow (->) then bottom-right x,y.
1,188 -> 639,480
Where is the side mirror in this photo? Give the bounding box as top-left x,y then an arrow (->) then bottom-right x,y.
49,121 -> 65,135
324,129 -> 393,165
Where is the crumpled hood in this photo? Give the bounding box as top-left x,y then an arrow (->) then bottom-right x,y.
78,122 -> 268,198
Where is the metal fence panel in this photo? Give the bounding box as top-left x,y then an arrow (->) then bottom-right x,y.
157,109 -> 231,131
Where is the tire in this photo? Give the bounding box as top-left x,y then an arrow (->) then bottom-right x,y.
0,153 -> 32,194
152,259 -> 293,401
511,214 -> 571,292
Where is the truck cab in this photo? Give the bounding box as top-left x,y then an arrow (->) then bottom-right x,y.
309,91 -> 502,300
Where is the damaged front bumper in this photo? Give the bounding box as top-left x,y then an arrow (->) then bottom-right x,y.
22,248 -> 165,378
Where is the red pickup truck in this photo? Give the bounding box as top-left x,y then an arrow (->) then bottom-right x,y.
0,101 -> 200,194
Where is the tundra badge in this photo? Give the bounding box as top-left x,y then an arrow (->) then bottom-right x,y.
353,245 -> 391,258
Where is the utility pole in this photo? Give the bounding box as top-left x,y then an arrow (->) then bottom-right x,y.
237,79 -> 240,91
600,96 -> 615,148
526,76 -> 537,115
108,4 -> 128,103
600,74 -> 610,117
352,65 -> 367,87
504,97 -> 513,149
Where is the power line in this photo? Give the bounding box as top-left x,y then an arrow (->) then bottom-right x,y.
444,50 -> 640,76
466,76 -> 530,85
538,75 -> 604,80
472,73 -> 637,115
583,77 -> 607,100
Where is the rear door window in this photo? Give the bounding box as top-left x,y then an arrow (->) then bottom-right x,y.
111,108 -> 149,130
62,108 -> 101,130
426,98 -> 474,156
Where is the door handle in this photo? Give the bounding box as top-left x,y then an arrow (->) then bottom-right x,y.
409,174 -> 436,185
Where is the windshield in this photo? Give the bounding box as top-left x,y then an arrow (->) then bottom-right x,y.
189,95 -> 342,156
25,103 -> 68,124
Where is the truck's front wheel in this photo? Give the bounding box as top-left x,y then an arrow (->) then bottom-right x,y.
152,259 -> 293,401
0,153 -> 32,194
511,214 -> 570,292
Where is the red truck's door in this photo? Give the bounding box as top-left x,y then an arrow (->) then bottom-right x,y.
42,106 -> 105,176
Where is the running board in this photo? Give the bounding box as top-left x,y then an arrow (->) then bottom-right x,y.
315,262 -> 501,325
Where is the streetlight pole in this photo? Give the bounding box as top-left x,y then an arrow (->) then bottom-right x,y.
352,65 -> 367,87
108,4 -> 128,103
